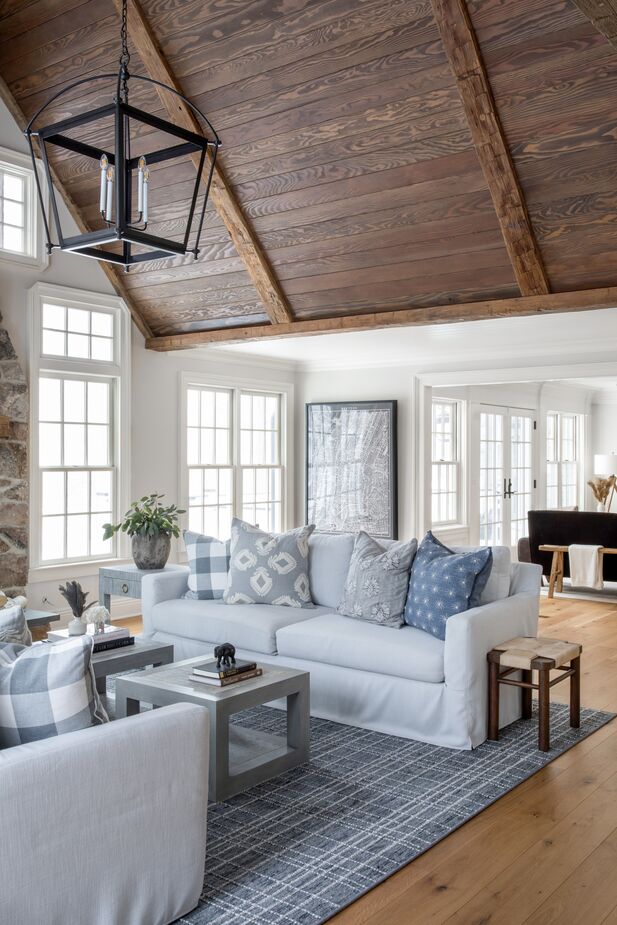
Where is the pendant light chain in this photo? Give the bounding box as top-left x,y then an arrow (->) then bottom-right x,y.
118,0 -> 131,102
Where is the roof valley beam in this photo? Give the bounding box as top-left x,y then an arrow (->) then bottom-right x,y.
571,0 -> 617,45
0,75 -> 153,341
115,0 -> 293,326
430,0 -> 550,298
145,286 -> 617,350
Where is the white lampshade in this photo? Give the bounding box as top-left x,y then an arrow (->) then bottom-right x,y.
594,453 -> 617,476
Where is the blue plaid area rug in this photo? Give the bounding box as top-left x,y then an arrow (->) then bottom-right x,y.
179,703 -> 614,925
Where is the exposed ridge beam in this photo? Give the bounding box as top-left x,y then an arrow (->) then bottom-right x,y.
145,287 -> 617,350
116,0 -> 293,325
572,0 -> 617,45
0,75 -> 153,340
431,0 -> 550,297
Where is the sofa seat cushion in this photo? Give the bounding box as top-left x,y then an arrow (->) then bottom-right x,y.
150,599 -> 332,655
276,613 -> 445,683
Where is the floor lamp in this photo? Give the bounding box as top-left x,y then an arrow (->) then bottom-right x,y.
594,454 -> 617,512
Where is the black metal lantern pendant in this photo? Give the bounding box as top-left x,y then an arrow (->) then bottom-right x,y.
24,0 -> 220,270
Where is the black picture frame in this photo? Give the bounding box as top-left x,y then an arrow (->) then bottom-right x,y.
305,400 -> 398,539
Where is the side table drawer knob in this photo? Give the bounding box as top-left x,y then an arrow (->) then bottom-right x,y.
122,583 -> 129,594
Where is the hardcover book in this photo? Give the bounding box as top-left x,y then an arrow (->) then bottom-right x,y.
192,658 -> 257,679
190,667 -> 263,687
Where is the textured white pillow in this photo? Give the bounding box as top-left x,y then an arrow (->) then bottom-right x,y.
0,604 -> 31,646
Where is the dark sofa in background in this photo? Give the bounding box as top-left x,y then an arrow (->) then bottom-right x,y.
526,510 -> 617,582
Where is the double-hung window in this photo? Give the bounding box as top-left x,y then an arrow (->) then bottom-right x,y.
431,398 -> 461,526
30,284 -> 130,567
546,411 -> 580,509
184,378 -> 287,539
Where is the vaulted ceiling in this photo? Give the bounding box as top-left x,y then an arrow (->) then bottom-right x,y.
2,0 -> 617,349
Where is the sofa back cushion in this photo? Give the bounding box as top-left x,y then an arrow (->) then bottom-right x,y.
182,530 -> 230,600
224,518 -> 315,607
452,544 -> 511,604
0,636 -> 108,749
338,532 -> 417,627
308,532 -> 355,608
405,532 -> 493,640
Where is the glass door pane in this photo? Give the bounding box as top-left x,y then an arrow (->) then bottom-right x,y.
479,411 -> 504,545
510,412 -> 533,546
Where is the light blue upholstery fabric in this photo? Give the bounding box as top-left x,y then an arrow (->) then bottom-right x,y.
182,530 -> 230,600
308,532 -> 355,608
0,604 -> 31,646
405,532 -> 493,640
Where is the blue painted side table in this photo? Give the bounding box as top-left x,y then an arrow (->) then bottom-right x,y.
98,563 -> 186,616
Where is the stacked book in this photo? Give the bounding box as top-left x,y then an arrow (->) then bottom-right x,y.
48,623 -> 135,653
190,658 -> 262,687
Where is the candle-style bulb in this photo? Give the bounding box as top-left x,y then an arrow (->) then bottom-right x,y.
142,166 -> 150,225
105,166 -> 114,222
99,154 -> 109,215
137,155 -> 147,215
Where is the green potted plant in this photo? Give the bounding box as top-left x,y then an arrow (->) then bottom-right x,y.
103,494 -> 185,570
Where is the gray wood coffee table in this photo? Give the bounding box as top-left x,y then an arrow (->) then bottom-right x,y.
115,658 -> 310,802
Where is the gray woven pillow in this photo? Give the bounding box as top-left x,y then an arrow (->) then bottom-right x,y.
338,532 -> 417,628
224,518 -> 315,608
0,636 -> 108,749
0,604 -> 31,646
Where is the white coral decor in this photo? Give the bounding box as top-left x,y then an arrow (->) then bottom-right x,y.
88,604 -> 110,633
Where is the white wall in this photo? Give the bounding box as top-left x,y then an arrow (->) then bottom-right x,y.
592,400 -> 617,460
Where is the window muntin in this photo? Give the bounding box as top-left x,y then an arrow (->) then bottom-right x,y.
431,399 -> 460,526
185,386 -> 284,539
546,412 -> 580,509
479,411 -> 504,545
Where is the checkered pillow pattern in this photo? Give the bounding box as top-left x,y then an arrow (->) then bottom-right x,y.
183,530 -> 231,600
0,635 -> 108,749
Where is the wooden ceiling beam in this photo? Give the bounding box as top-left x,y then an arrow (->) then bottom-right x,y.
0,75 -> 153,340
145,286 -> 617,350
430,0 -> 550,297
116,0 -> 293,326
572,0 -> 617,45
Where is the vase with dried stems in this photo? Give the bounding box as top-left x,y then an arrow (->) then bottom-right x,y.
587,476 -> 616,513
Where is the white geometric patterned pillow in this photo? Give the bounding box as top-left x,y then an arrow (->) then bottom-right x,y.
223,518 -> 315,608
338,532 -> 417,627
0,603 -> 31,646
0,635 -> 108,749
183,530 -> 231,600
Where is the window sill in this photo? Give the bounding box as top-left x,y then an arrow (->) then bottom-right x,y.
28,557 -> 133,583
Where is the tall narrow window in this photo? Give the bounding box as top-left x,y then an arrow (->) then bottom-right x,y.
431,399 -> 460,526
546,411 -> 580,509
184,381 -> 286,538
30,284 -> 130,567
0,146 -> 45,267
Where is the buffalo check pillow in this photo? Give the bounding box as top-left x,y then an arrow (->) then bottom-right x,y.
0,635 -> 108,749
183,530 -> 231,600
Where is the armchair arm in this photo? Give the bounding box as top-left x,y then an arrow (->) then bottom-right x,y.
141,566 -> 190,636
0,704 -> 209,925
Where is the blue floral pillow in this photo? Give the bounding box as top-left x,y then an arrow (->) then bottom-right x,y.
404,532 -> 493,640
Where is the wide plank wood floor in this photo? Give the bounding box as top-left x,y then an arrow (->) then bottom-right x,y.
118,598 -> 617,924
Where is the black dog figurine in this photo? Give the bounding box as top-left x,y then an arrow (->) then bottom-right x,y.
214,642 -> 236,670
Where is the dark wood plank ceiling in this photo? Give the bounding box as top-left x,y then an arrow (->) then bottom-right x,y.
1,0 -> 616,341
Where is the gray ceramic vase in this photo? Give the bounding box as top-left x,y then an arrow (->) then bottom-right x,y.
131,533 -> 171,570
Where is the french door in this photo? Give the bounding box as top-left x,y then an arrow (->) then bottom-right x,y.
471,405 -> 535,550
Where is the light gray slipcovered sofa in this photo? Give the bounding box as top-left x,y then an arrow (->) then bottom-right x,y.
142,533 -> 541,750
0,703 -> 209,925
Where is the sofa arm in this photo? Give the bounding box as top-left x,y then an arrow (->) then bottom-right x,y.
141,566 -> 190,636
444,591 -> 540,692
0,704 -> 209,925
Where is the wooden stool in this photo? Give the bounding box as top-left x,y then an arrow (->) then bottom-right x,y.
487,636 -> 582,752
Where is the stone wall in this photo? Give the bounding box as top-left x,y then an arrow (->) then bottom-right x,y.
0,317 -> 28,596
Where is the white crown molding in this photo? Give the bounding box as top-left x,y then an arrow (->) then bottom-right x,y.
182,345 -> 299,374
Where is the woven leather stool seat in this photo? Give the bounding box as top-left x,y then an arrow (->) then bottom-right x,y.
487,635 -> 582,752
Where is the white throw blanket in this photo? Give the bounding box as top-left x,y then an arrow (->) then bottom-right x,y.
568,544 -> 603,590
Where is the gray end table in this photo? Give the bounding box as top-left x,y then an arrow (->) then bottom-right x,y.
98,563 -> 186,615
92,637 -> 174,696
115,659 -> 310,802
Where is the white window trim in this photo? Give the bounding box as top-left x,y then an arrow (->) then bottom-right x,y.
0,145 -> 48,270
179,370 -> 294,552
28,282 -> 131,577
430,397 -> 466,529
545,409 -> 584,510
